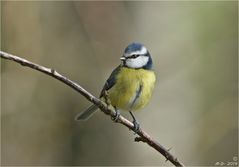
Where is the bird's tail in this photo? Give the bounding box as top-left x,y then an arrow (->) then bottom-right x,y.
75,105 -> 98,121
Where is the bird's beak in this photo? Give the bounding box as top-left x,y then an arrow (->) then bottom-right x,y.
120,57 -> 126,61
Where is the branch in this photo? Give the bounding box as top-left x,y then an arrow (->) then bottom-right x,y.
0,51 -> 185,166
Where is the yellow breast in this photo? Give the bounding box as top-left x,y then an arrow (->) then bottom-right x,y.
108,67 -> 156,111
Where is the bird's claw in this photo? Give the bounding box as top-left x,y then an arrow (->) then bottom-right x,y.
132,120 -> 140,133
111,109 -> 120,122
129,111 -> 140,133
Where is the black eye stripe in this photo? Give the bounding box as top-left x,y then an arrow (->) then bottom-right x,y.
128,54 -> 140,59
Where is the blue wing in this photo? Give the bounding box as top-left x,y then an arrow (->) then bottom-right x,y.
100,65 -> 121,97
76,65 -> 121,121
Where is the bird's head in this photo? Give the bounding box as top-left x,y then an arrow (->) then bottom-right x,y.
120,43 -> 152,70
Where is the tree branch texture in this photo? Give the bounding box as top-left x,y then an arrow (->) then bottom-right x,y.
0,51 -> 184,166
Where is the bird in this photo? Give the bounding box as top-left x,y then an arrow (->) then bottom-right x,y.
75,42 -> 156,130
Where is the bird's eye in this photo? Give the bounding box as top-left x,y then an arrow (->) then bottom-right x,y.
131,54 -> 139,58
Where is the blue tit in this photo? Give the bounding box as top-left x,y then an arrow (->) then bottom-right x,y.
75,42 -> 156,129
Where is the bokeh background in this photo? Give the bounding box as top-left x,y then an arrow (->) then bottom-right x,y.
1,1 -> 238,166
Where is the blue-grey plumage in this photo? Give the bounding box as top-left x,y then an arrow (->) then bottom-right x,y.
75,66 -> 121,121
75,43 -> 156,121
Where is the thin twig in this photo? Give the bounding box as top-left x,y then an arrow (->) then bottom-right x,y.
0,51 -> 185,166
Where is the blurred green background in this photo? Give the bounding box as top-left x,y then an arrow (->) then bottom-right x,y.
1,1 -> 238,166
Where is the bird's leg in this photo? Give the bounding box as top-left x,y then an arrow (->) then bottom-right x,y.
129,111 -> 140,132
111,106 -> 120,122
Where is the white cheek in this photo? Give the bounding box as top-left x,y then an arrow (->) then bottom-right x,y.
126,56 -> 149,68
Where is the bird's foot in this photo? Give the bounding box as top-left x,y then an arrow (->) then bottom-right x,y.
111,109 -> 120,122
129,111 -> 140,133
132,119 -> 140,133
